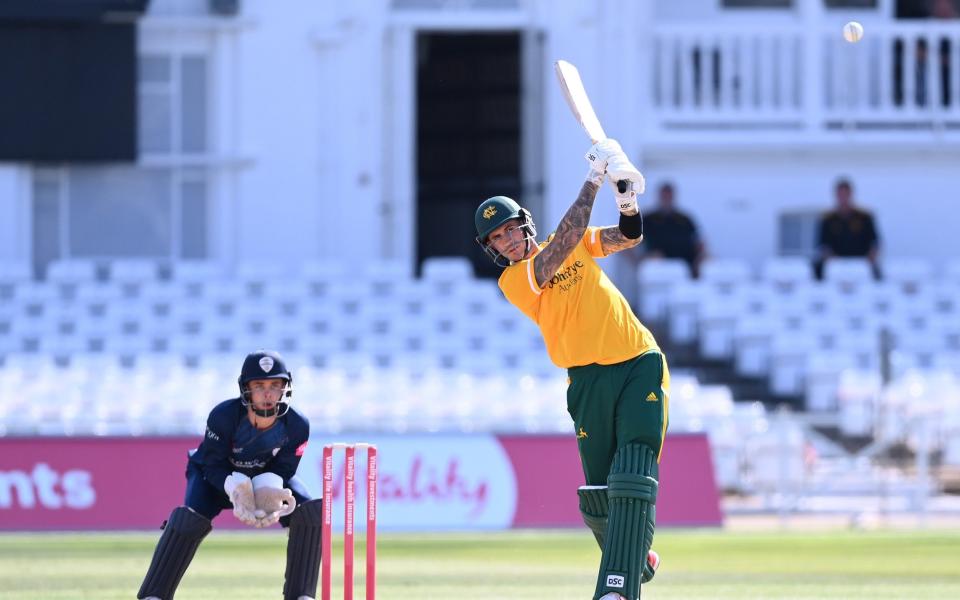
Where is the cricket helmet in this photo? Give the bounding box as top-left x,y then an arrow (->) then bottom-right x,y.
238,349 -> 292,418
474,195 -> 537,267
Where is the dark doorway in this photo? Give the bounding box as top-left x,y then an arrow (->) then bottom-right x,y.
416,32 -> 521,279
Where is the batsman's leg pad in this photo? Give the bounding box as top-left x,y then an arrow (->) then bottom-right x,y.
594,443 -> 659,600
138,506 -> 212,600
283,498 -> 323,600
578,485 -> 609,549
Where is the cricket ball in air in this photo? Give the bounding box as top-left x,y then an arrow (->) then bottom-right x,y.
843,21 -> 864,43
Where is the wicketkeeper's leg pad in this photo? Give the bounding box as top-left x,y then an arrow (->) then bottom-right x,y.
283,498 -> 323,600
594,443 -> 659,600
138,506 -> 212,600
578,485 -> 609,549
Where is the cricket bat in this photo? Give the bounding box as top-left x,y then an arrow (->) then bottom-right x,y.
555,59 -> 606,144
554,59 -> 627,193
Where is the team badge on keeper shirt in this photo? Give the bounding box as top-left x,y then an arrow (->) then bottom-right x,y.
259,356 -> 275,372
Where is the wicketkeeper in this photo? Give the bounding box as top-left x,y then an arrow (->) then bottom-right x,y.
474,139 -> 669,600
137,350 -> 322,600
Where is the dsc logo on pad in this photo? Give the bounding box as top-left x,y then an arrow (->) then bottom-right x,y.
605,574 -> 625,588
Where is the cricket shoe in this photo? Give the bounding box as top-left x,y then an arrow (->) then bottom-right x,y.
641,549 -> 661,584
598,593 -> 626,600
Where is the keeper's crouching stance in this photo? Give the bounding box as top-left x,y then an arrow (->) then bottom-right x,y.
138,350 -> 322,600
474,138 -> 668,600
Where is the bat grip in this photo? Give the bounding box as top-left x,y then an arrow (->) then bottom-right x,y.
616,180 -> 628,194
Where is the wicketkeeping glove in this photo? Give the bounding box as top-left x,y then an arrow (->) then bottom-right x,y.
224,472 -> 259,527
251,472 -> 297,528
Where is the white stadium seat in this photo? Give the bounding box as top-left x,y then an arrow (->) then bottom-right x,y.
699,258 -> 752,293
823,258 -> 873,294
47,258 -> 98,283
636,259 -> 689,323
760,257 -> 813,292
884,258 -> 934,295
422,256 -> 474,280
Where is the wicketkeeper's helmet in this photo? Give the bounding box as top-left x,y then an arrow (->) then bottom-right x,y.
238,349 -> 292,418
474,195 -> 537,267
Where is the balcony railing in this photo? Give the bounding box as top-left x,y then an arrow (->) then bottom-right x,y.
649,22 -> 960,140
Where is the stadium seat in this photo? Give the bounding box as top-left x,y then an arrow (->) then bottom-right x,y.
46,258 -> 101,301
944,258 -> 960,286
263,280 -> 310,317
0,260 -> 32,299
171,260 -> 226,298
300,259 -> 347,298
109,259 -> 162,299
884,258 -> 933,295
760,257 -> 813,292
927,281 -> 959,316
769,331 -> 817,396
836,370 -> 882,436
422,256 -> 474,280
699,258 -> 752,294
734,316 -> 779,377
236,260 -> 294,298
805,352 -> 856,412
47,258 -> 98,283
75,281 -> 122,319
667,281 -> 703,344
362,259 -> 412,298
698,290 -> 745,360
823,258 -> 873,294
172,259 -> 225,281
637,259 -> 690,323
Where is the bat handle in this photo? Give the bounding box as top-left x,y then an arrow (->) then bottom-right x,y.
616,180 -> 628,194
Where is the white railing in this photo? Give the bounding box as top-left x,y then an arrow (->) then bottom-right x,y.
650,23 -> 960,135
653,26 -> 805,126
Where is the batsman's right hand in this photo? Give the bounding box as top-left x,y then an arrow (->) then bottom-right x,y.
224,472 -> 259,527
606,151 -> 645,215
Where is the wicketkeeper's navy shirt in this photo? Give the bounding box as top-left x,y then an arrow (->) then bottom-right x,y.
187,398 -> 310,493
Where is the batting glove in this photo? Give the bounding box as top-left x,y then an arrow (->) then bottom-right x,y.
605,152 -> 645,215
585,138 -> 623,186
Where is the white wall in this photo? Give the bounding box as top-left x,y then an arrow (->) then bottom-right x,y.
4,0 -> 958,272
642,149 -> 960,268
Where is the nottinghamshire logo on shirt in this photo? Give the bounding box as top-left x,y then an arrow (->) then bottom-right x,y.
548,260 -> 585,292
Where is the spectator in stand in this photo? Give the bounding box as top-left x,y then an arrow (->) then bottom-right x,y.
814,178 -> 882,280
641,182 -> 706,278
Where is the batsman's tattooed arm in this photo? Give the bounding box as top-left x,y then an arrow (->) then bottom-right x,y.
534,181 -> 599,287
599,225 -> 642,255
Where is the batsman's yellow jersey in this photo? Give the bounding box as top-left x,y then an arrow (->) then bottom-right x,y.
498,226 -> 659,368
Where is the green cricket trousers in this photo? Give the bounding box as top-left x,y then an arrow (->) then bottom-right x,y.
566,350 -> 670,485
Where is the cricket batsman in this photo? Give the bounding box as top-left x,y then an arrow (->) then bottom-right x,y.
474,139 -> 668,600
137,350 -> 322,600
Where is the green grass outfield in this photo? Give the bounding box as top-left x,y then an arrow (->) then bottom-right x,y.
2,528 -> 959,599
